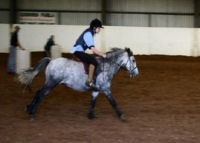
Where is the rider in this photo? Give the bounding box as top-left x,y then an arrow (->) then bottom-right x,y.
71,18 -> 106,89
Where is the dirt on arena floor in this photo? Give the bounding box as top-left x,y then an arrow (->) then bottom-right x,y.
0,53 -> 200,143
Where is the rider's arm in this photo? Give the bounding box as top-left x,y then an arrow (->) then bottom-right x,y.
91,47 -> 106,58
83,32 -> 106,58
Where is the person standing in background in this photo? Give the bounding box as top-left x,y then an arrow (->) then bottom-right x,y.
44,35 -> 57,57
8,26 -> 25,75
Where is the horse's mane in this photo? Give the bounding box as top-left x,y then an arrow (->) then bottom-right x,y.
97,47 -> 133,62
106,48 -> 124,56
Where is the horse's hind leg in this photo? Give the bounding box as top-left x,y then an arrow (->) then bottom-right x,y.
25,88 -> 44,113
88,91 -> 99,119
27,82 -> 57,120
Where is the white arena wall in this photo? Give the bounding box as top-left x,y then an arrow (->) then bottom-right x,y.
0,24 -> 10,53
0,24 -> 200,56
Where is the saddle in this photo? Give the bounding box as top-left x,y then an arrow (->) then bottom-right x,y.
72,57 -> 102,79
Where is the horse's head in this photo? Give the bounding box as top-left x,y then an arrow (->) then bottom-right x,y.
120,48 -> 139,78
106,48 -> 139,78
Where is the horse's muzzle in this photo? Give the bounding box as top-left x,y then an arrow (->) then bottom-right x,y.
130,68 -> 139,78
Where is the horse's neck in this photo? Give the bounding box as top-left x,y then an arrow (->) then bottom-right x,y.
101,57 -> 121,79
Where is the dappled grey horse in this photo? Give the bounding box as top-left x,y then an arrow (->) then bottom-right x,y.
18,48 -> 139,120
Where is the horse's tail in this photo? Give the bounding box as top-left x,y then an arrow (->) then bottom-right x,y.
17,57 -> 51,89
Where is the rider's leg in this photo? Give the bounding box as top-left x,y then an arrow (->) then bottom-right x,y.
85,64 -> 97,89
85,55 -> 98,89
74,51 -> 98,89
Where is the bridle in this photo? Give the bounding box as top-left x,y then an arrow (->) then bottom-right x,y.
112,55 -> 137,74
101,51 -> 137,81
104,53 -> 137,73
125,57 -> 137,74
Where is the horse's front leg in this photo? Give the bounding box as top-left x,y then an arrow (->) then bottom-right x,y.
88,91 -> 99,119
103,90 -> 125,120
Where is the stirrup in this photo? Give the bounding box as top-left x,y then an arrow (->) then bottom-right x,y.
86,81 -> 98,90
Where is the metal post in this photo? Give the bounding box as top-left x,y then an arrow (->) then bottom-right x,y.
194,0 -> 200,27
10,0 -> 17,24
101,0 -> 106,25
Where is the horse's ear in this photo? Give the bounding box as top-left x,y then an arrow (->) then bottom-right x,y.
125,47 -> 130,51
125,47 -> 132,56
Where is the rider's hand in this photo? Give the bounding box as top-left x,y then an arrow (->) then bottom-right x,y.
102,54 -> 106,58
21,47 -> 25,50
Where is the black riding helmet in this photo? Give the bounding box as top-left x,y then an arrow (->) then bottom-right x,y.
90,19 -> 104,29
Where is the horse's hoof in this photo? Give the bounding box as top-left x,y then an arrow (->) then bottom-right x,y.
120,114 -> 126,120
88,113 -> 96,120
29,115 -> 35,121
24,105 -> 31,113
